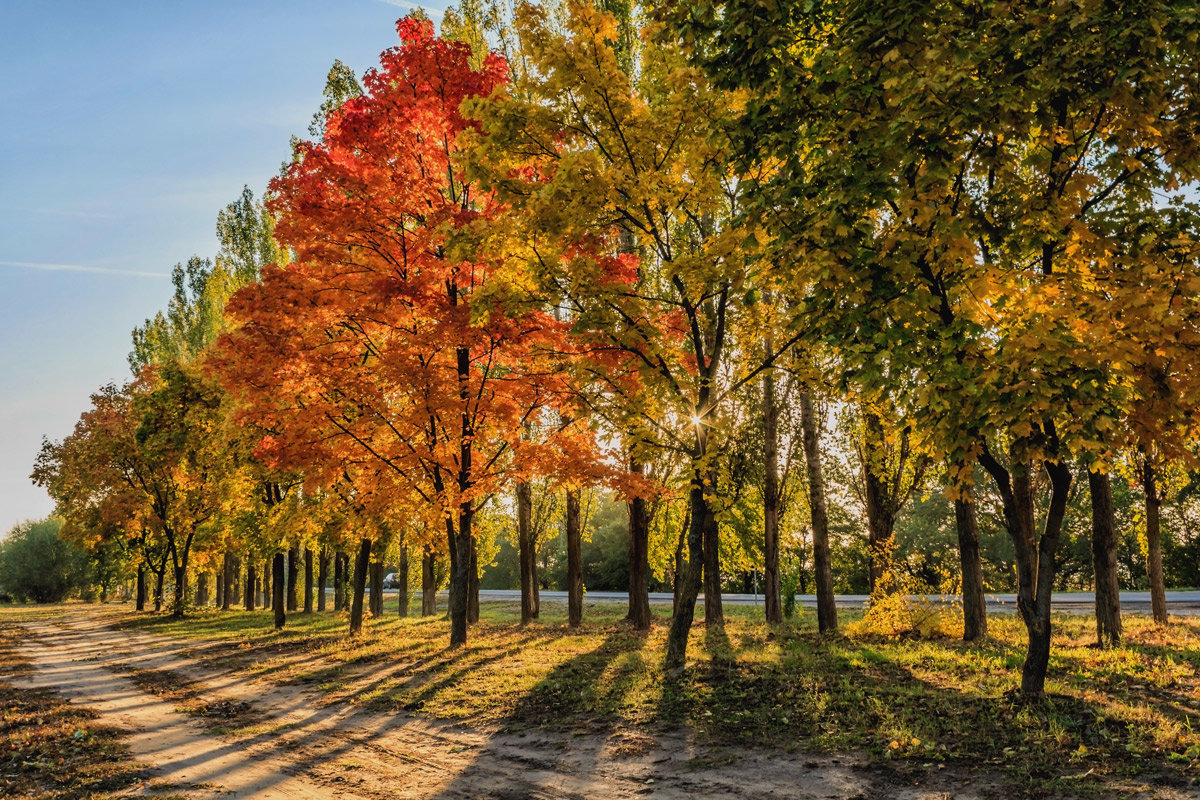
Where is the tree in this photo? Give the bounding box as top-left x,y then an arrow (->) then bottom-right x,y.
0,519 -> 89,603
215,17 -> 606,647
679,0 -> 1200,695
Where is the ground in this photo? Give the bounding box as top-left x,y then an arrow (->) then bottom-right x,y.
2,602 -> 1198,799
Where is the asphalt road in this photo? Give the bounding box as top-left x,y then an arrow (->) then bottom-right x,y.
451,589 -> 1200,616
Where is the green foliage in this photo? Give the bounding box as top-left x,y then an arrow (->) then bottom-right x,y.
307,60 -> 363,140
0,520 -> 89,603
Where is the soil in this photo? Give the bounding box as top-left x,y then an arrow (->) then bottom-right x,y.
4,608 -> 1161,799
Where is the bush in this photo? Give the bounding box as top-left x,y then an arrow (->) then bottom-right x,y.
0,519 -> 89,603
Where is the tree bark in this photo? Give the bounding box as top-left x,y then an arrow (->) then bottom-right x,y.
763,362 -> 782,624
136,565 -> 147,611
272,552 -> 285,630
263,559 -> 271,610
333,551 -> 344,612
370,560 -> 384,618
448,502 -> 474,646
467,536 -> 480,624
1143,456 -> 1168,624
196,571 -> 208,608
517,481 -> 536,625
862,412 -> 897,595
979,446 -> 1072,695
672,511 -> 688,616
627,455 -> 651,631
422,545 -> 436,616
172,557 -> 189,619
800,389 -> 837,633
666,474 -> 712,669
702,470 -> 723,627
317,547 -> 329,612
303,548 -> 314,614
215,565 -> 225,612
154,567 -> 164,612
350,539 -> 370,635
954,481 -> 988,641
398,544 -> 409,617
1089,469 -> 1122,647
244,561 -> 256,611
286,547 -> 299,612
567,489 -> 584,627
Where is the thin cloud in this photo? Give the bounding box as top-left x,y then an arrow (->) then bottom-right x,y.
0,260 -> 165,279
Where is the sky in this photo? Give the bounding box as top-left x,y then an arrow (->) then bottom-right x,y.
0,0 -> 449,535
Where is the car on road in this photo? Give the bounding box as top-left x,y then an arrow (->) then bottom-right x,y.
382,572 -> 400,589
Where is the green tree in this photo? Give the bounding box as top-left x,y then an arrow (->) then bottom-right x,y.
0,519 -> 89,603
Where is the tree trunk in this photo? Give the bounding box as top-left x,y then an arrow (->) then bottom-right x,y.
154,567 -> 164,612
350,539 -> 370,635
422,545 -> 436,616
702,468 -> 723,628
863,412 -> 897,595
666,472 -> 712,669
399,544 -> 409,617
763,362 -> 782,624
1144,456 -> 1168,624
954,480 -> 987,641
304,548 -> 314,614
979,447 -> 1072,696
1089,469 -> 1122,648
196,571 -> 208,608
627,455 -> 651,631
223,551 -> 238,611
255,570 -> 263,608
136,565 -> 147,611
517,481 -> 536,625
215,567 -> 225,613
272,552 -> 286,630
244,561 -> 256,611
370,560 -> 383,618
567,489 -> 583,627
287,547 -> 299,612
172,560 -> 188,618
448,502 -> 474,646
340,553 -> 352,611
800,389 -> 837,633
467,536 -> 480,624
318,547 -> 329,612
333,551 -> 344,612
672,511 -> 688,616
263,559 -> 271,610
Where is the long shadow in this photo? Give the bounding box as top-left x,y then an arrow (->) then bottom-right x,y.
424,623 -> 652,799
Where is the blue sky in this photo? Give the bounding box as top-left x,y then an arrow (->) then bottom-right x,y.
0,0 -> 447,533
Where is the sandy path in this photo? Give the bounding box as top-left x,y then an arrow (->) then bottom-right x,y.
12,611 -> 988,800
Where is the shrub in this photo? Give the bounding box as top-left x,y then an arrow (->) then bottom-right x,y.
0,519 -> 89,603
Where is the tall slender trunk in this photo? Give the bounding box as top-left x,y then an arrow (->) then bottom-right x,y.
255,571 -> 263,608
672,511 -> 688,616
627,455 -> 651,630
800,389 -> 837,633
954,479 -> 987,641
566,489 -> 583,627
666,472 -> 712,669
263,559 -> 272,610
863,412 -> 897,595
286,547 -> 299,612
448,502 -> 474,646
517,481 -> 536,625
136,565 -> 147,611
272,552 -> 286,630
979,445 -> 1072,695
304,548 -> 314,613
216,561 -> 226,612
350,539 -> 371,635
1089,469 -> 1122,647
333,551 -> 344,612
196,571 -> 208,608
399,544 -> 409,617
702,470 -> 723,627
467,538 -> 480,624
172,554 -> 189,619
763,362 -> 782,624
370,561 -> 384,618
244,561 -> 256,611
317,547 -> 329,612
1143,456 -> 1168,624
154,567 -> 164,612
422,545 -> 436,616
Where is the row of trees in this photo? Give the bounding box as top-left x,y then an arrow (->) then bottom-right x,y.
32,0 -> 1200,697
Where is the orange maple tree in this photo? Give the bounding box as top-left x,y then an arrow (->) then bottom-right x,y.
213,17 -> 613,646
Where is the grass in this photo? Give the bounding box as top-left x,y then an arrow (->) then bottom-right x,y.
4,599 -> 1200,797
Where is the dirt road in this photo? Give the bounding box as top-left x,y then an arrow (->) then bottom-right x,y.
9,610 -> 1005,799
